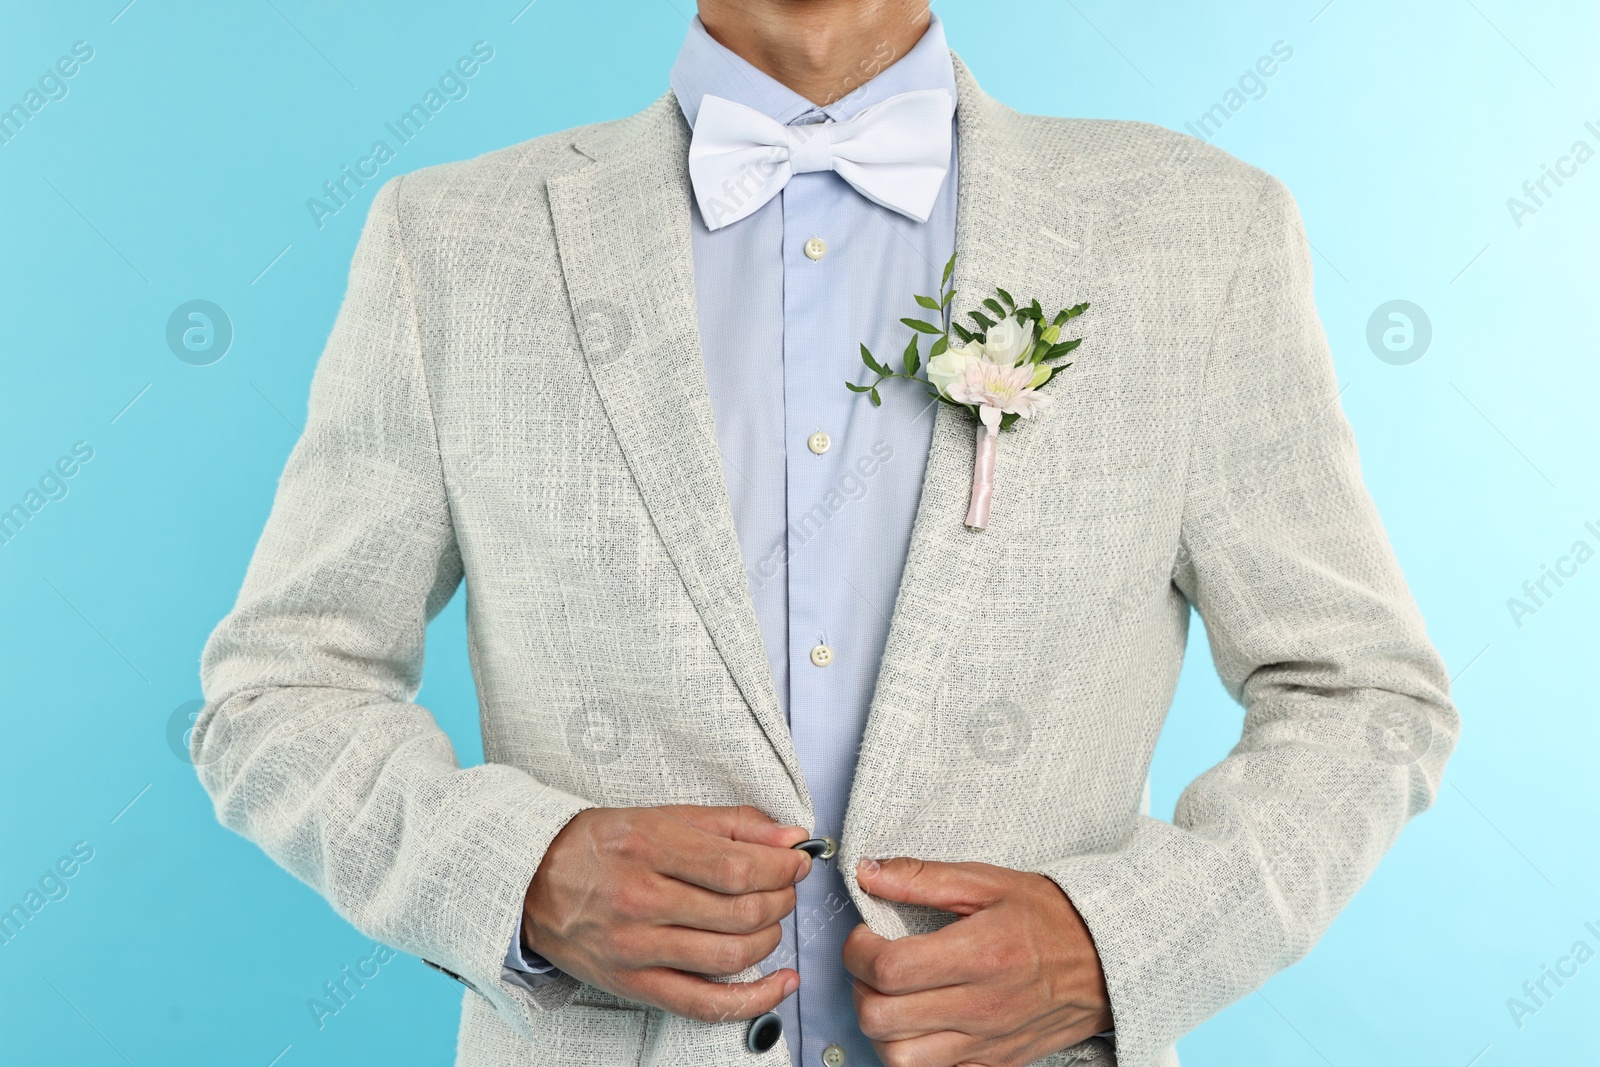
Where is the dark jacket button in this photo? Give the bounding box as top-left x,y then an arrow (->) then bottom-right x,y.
747,1011 -> 783,1053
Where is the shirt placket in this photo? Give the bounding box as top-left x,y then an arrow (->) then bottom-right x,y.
780,117 -> 878,1067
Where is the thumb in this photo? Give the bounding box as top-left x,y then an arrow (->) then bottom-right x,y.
854,857 -> 1005,915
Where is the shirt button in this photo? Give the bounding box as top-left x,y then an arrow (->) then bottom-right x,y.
810,644 -> 833,668
818,835 -> 838,860
804,236 -> 827,260
822,1044 -> 847,1067
807,431 -> 831,455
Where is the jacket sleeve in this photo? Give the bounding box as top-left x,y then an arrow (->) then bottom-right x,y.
195,175 -> 595,1036
1037,174 -> 1459,1067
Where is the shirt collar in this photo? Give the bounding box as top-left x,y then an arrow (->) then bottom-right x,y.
670,13 -> 954,129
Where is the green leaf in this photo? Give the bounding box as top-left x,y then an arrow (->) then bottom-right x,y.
860,343 -> 887,375
900,317 -> 944,335
983,297 -> 1005,317
929,335 -> 949,358
914,294 -> 942,310
870,387 -> 882,407
999,412 -> 1021,431
970,311 -> 996,331
951,322 -> 975,343
845,380 -> 873,392
941,288 -> 956,307
1045,338 -> 1083,360
996,287 -> 1016,310
941,252 -> 957,287
902,334 -> 920,377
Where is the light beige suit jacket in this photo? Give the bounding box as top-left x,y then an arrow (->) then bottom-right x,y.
196,57 -> 1458,1067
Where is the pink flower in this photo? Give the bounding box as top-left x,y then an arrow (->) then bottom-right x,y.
945,353 -> 1055,432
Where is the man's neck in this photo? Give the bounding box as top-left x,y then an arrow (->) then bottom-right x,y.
695,0 -> 932,107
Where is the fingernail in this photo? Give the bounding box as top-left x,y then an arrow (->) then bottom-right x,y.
783,975 -> 799,996
857,858 -> 880,877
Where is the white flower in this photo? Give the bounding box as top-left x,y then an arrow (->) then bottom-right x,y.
927,342 -> 975,395
927,313 -> 1038,399
980,314 -> 1035,365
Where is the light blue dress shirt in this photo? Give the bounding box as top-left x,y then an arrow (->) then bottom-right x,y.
508,16 -> 958,1066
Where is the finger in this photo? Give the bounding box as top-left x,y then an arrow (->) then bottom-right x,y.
648,876 -> 798,934
621,921 -> 784,977
663,804 -> 812,849
867,1028 -> 970,1067
842,921 -> 976,996
649,816 -> 812,894
855,857 -> 1007,914
853,979 -> 1001,1042
627,965 -> 799,1024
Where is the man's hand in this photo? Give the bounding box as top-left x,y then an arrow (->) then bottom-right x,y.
522,805 -> 811,1022
844,858 -> 1113,1067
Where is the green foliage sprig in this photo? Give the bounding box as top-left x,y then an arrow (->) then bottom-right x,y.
847,252 -> 1088,431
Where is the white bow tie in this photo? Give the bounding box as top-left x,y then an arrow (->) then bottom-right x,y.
686,88 -> 955,231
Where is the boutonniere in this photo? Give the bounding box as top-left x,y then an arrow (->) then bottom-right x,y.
846,252 -> 1088,530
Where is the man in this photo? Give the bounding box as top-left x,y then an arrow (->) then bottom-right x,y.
194,1 -> 1458,1065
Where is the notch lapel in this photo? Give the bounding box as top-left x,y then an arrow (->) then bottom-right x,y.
546,95 -> 810,811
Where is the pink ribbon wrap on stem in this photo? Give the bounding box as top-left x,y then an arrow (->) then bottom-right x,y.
965,424 -> 998,530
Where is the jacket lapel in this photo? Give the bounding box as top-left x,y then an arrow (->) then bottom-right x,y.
546,95 -> 811,811
840,58 -> 1073,911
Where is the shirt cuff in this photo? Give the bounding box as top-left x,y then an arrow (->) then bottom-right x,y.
501,919 -> 563,990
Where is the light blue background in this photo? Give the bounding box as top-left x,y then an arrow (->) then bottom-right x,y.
2,1 -> 1595,1064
